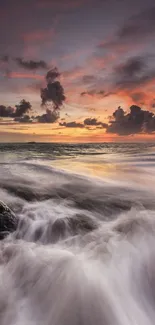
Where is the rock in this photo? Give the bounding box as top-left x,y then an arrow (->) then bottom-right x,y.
50,218 -> 67,243
0,201 -> 18,239
68,214 -> 98,234
50,214 -> 98,243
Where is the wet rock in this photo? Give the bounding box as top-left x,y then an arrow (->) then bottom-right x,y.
68,214 -> 98,234
34,226 -> 44,242
0,201 -> 18,239
50,218 -> 67,243
50,214 -> 98,243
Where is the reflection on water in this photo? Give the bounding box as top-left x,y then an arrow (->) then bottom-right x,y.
0,142 -> 155,186
49,153 -> 155,188
49,155 -> 116,178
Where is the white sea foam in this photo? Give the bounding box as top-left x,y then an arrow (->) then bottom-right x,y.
0,143 -> 154,324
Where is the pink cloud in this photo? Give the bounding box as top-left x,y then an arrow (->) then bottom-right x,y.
22,29 -> 55,43
7,72 -> 44,80
62,66 -> 88,83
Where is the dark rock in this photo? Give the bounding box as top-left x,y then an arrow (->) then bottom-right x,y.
50,214 -> 98,243
0,201 -> 18,239
68,214 -> 98,234
34,226 -> 44,241
50,218 -> 66,243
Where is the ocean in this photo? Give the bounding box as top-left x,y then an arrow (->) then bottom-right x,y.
0,142 -> 155,325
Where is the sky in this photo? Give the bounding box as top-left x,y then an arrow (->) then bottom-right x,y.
1,0 -> 155,142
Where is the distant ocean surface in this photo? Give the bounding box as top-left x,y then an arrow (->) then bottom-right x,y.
0,142 -> 155,325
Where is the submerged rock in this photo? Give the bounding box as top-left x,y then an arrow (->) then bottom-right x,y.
0,201 -> 18,239
50,214 -> 98,243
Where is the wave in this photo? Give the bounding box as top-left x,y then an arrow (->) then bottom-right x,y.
0,161 -> 155,324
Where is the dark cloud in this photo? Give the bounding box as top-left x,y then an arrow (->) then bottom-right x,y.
115,56 -> 145,77
84,118 -> 108,128
107,105 -> 155,135
80,89 -> 115,100
41,68 -> 66,109
0,105 -> 14,117
81,90 -> 105,97
59,121 -> 84,128
59,118 -> 108,129
0,100 -> 31,119
15,58 -> 48,70
98,7 -> 155,53
0,102 -> 59,124
14,99 -> 32,117
118,7 -> 155,41
37,109 -> 59,123
46,68 -> 60,82
14,115 -> 32,123
113,56 -> 155,90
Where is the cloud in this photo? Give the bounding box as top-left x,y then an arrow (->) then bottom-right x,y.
41,68 -> 66,109
0,104 -> 59,124
0,100 -> 32,119
0,105 -> 14,117
107,105 -> 155,135
93,6 -> 155,85
59,118 -> 108,129
80,89 -> 115,101
14,99 -> 32,118
0,55 -> 48,81
59,121 -> 84,128
85,55 -> 155,106
46,69 -> 60,82
0,101 -> 59,124
81,90 -> 105,97
84,118 -> 108,128
37,109 -> 59,123
112,56 -> 155,91
4,71 -> 44,80
62,66 -> 86,82
118,7 -> 155,42
15,58 -> 48,70
14,115 -> 32,123
98,7 -> 155,54
115,56 -> 145,78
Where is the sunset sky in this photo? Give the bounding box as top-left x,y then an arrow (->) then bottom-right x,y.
1,0 -> 155,142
